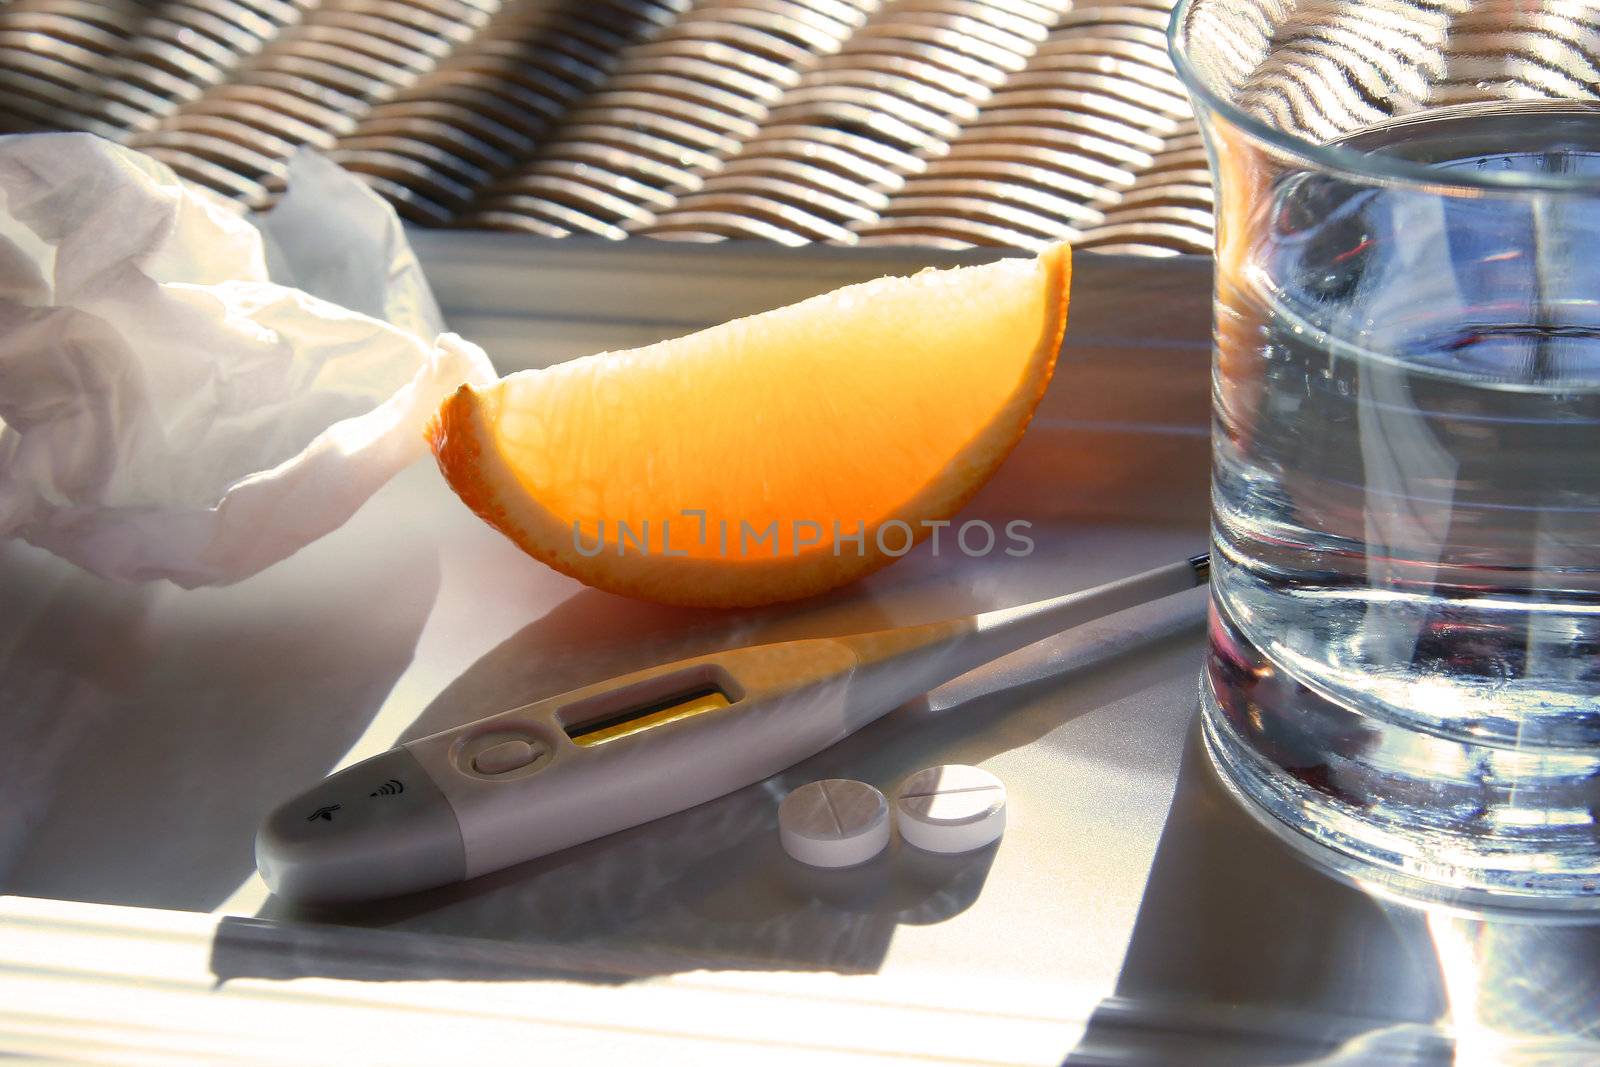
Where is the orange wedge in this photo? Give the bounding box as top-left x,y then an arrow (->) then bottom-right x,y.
429,243 -> 1071,607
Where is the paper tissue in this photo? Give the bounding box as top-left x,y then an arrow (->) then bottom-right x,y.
0,134 -> 495,586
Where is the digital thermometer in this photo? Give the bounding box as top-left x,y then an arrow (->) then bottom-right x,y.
255,554 -> 1208,902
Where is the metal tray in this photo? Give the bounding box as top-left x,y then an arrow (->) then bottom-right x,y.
0,240 -> 1592,1064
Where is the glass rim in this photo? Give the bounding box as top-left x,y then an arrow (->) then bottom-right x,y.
1166,0 -> 1600,195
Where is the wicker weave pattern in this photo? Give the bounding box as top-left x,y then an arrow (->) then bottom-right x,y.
0,0 -> 1212,253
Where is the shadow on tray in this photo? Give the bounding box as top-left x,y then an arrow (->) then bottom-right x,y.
0,529 -> 440,914
212,578 -> 1207,984
1063,715 -> 1600,1065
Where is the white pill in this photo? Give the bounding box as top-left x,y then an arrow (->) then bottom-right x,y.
779,779 -> 891,868
893,765 -> 1007,854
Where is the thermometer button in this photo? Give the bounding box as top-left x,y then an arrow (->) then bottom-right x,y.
472,738 -> 540,775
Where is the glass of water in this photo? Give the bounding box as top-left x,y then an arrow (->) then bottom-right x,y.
1173,0 -> 1600,905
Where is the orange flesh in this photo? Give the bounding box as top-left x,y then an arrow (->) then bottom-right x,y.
429,243 -> 1071,606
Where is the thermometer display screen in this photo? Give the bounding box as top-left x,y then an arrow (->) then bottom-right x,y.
565,687 -> 732,747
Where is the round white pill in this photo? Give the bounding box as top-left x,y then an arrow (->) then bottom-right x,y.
779,779 -> 891,868
893,765 -> 1007,854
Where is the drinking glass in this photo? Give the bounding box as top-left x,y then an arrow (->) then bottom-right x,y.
1172,0 -> 1600,905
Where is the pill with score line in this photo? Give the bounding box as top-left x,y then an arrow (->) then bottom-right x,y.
778,779 -> 891,868
893,765 -> 1007,854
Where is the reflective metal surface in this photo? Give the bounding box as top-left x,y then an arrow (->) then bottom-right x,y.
0,0 -> 1215,252
1,240 -> 1594,1062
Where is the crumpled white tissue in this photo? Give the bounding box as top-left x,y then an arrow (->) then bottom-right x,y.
0,134 -> 496,586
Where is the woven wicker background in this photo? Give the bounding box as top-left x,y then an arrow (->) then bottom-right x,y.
0,0 -> 1211,254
